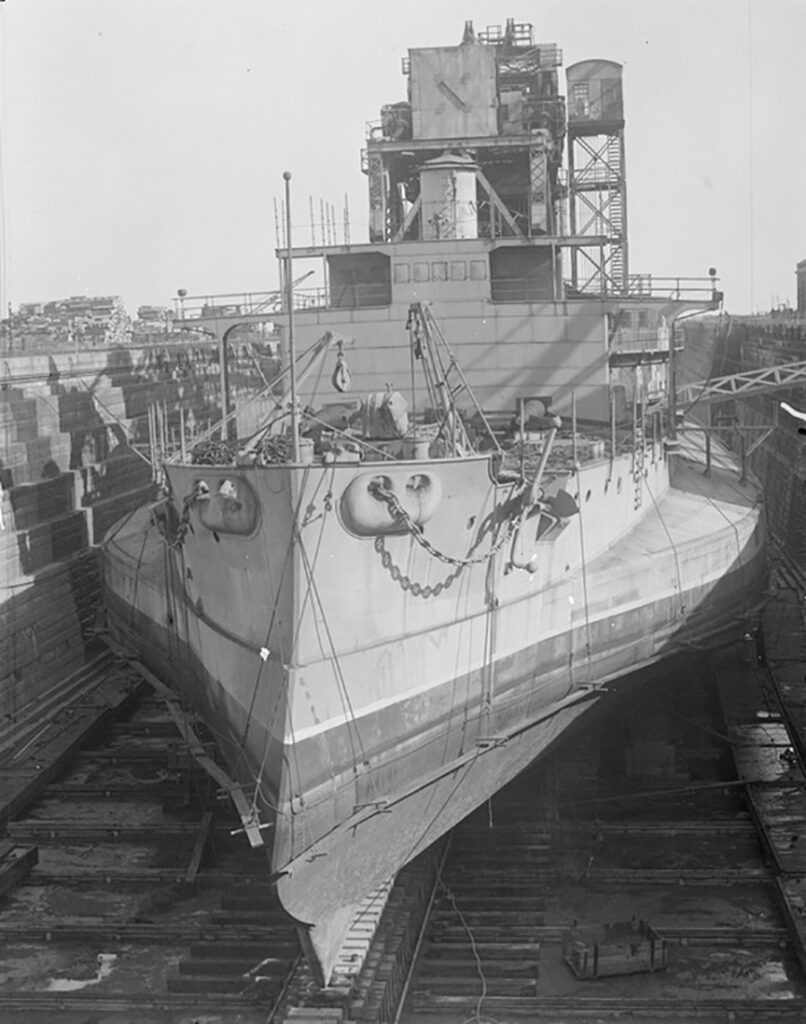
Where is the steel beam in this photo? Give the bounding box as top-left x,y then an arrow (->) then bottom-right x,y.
677,359 -> 806,408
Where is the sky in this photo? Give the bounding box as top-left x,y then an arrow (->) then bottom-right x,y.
1,0 -> 804,316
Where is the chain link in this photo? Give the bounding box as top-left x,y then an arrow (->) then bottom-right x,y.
154,482 -> 206,550
368,480 -> 523,597
374,535 -> 463,597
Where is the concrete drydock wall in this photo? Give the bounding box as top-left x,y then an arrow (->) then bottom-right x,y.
1,341 -> 275,743
680,316 -> 806,565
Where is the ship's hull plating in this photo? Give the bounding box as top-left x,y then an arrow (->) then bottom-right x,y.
103,434 -> 765,984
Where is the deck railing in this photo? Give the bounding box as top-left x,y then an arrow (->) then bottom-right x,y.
173,283 -> 394,321
173,290 -> 284,320
624,275 -> 720,302
610,327 -> 684,356
173,275 -> 720,321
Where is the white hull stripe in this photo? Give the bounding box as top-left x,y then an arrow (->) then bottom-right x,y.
284,547 -> 756,745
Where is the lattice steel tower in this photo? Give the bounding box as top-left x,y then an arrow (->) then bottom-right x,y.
566,60 -> 628,295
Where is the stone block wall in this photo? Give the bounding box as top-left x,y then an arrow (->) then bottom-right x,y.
0,339 -> 274,737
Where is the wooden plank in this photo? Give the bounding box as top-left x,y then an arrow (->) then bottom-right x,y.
185,811 -> 213,884
0,844 -> 38,897
0,670 -> 142,825
99,634 -> 268,849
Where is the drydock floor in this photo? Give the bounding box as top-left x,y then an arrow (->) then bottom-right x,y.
2,563 -> 806,1022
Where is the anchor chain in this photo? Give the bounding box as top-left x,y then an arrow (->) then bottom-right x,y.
368,479 -> 524,596
155,482 -> 207,550
374,535 -> 463,598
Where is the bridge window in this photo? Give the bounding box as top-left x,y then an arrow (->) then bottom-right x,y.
327,253 -> 391,308
470,260 -> 487,281
490,247 -> 554,302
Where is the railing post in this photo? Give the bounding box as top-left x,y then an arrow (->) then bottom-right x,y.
652,408 -> 658,461
609,388 -> 616,471
668,314 -> 678,442
704,430 -> 711,476
218,326 -> 232,442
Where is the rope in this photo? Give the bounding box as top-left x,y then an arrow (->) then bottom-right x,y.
439,880 -> 499,1024
644,475 -> 685,618
240,471 -> 324,820
295,528 -> 374,795
101,505 -> 142,547
127,527 -> 150,632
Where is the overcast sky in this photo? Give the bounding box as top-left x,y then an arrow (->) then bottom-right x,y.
1,0 -> 803,315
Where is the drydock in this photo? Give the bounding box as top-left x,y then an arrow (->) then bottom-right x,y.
3,559 -> 806,1022
3,13 -> 806,1022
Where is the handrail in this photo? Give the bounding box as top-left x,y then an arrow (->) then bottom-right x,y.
624,275 -> 720,300
175,282 -> 393,319
172,275 -> 719,317
173,290 -> 283,319
610,327 -> 684,355
491,275 -> 718,304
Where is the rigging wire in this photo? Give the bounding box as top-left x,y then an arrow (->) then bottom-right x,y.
239,472 -> 318,821
126,526 -> 150,632
294,528 -> 373,788
102,505 -> 142,546
643,475 -> 685,618
478,561 -> 497,737
347,754 -> 483,938
241,465 -> 361,832
318,528 -> 508,935
248,504 -> 334,833
575,472 -> 593,675
238,510 -> 298,750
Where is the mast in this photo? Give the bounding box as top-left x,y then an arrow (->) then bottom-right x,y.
284,171 -> 301,461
